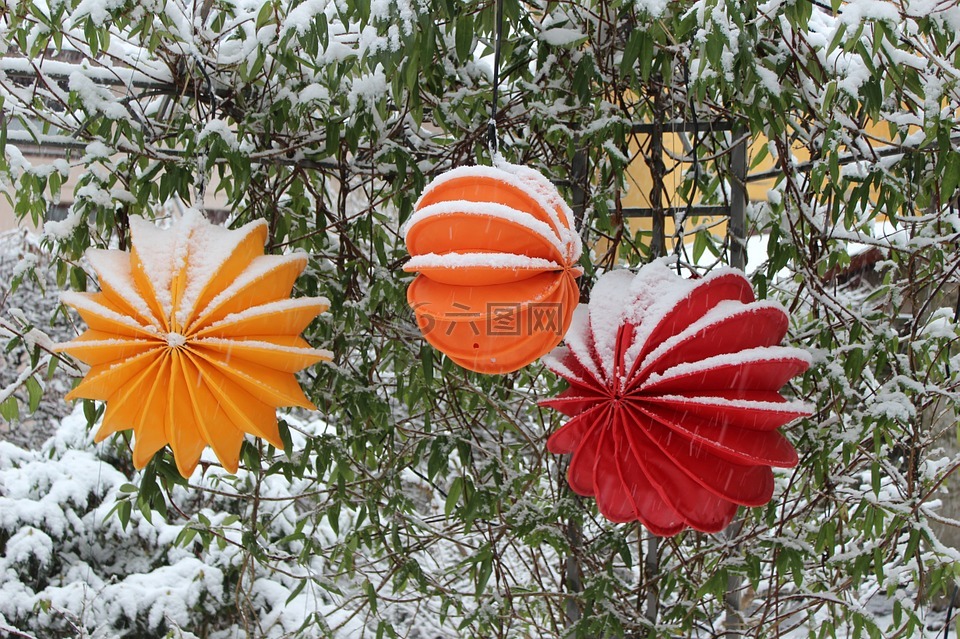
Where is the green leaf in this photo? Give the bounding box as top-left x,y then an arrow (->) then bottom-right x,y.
0,397 -> 19,422
941,152 -> 960,201
256,1 -> 273,29
25,376 -> 43,413
363,579 -> 377,614
445,476 -> 463,517
455,16 -> 473,62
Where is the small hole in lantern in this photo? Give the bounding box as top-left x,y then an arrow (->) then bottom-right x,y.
473,343 -> 480,349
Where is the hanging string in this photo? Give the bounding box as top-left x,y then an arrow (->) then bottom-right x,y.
488,0 -> 506,158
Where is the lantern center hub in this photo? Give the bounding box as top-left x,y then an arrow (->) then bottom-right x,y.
166,332 -> 187,348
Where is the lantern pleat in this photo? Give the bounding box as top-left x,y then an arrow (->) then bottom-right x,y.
190,347 -> 316,409
407,253 -> 564,286
194,337 -> 329,373
640,347 -> 812,393
88,250 -> 158,326
56,211 -> 330,477
624,422 -> 739,533
633,273 -> 757,364
193,359 -> 284,448
98,355 -> 168,441
66,350 -> 160,401
60,293 -> 156,339
178,353 -> 245,474
403,163 -> 582,374
131,356 -> 174,467
637,404 -> 800,467
180,224 -> 270,328
639,413 -> 775,506
188,255 -> 307,332
415,174 -> 569,236
541,263 -> 811,533
59,333 -> 160,365
195,298 -> 329,338
168,354 -> 209,476
406,203 -> 566,263
628,304 -> 790,386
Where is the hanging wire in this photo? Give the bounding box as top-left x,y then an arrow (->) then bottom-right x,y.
487,0 -> 506,158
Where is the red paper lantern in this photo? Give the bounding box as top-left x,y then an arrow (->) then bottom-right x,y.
541,263 -> 811,535
403,163 -> 581,374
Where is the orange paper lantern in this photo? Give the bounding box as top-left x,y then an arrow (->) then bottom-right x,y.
403,163 -> 582,374
55,211 -> 331,477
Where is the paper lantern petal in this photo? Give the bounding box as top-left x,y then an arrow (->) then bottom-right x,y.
57,211 -> 329,477
97,355 -> 167,441
628,302 -> 790,386
404,162 -> 581,374
59,292 -> 157,339
195,297 -> 330,338
541,262 -> 811,534
57,332 -> 160,366
641,347 -> 812,393
187,255 -> 308,332
66,351 -> 161,401
640,415 -> 775,506
87,249 -> 158,326
642,404 -> 800,467
131,355 -> 174,468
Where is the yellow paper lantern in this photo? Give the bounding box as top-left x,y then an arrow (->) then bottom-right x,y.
55,211 -> 331,477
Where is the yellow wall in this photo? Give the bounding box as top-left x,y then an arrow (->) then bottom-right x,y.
621,120 -> 899,247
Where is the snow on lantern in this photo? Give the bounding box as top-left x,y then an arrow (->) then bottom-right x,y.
55,211 -> 332,478
541,262 -> 812,535
403,162 -> 582,374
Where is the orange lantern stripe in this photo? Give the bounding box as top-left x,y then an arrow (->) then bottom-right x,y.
173,222 -> 270,331
189,346 -> 316,410
59,293 -> 159,340
185,351 -> 284,448
87,250 -> 158,327
167,352 -> 210,476
194,297 -> 330,339
187,255 -> 307,333
176,351 -> 245,474
66,349 -> 162,402
131,354 -> 175,468
403,252 -> 564,287
416,171 -> 569,239
96,352 -> 168,441
405,202 -> 566,264
406,269 -> 570,318
193,337 -> 331,373
56,332 -> 161,366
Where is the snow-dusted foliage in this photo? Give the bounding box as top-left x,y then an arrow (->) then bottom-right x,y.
1,0 -> 959,637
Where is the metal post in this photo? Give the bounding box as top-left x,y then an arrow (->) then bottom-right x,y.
649,89 -> 667,259
729,130 -> 748,271
723,129 -> 750,639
